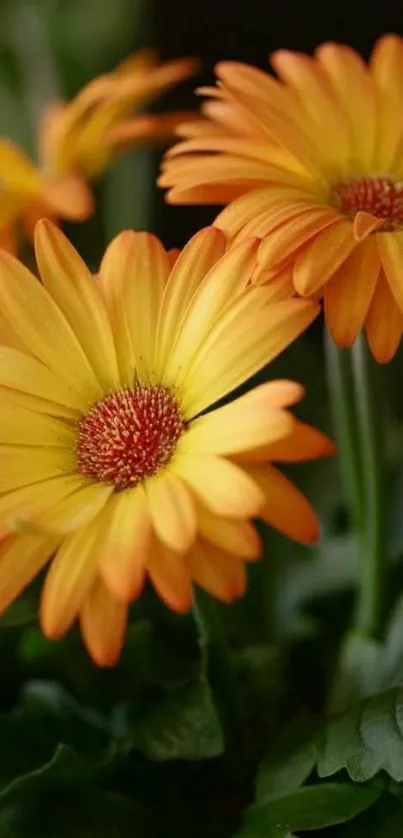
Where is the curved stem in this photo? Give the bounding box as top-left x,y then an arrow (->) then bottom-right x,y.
351,333 -> 387,638
324,330 -> 365,535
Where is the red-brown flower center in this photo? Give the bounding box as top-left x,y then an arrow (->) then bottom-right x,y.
332,176 -> 403,230
76,386 -> 184,491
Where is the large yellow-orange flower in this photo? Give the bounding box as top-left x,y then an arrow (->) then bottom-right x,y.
160,34 -> 403,362
0,221 -> 330,665
0,51 -> 196,253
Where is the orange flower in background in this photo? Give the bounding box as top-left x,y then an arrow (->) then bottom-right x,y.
0,51 -> 196,253
0,221 -> 331,665
160,34 -> 403,362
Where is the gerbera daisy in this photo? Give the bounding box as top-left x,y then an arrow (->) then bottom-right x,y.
160,34 -> 403,362
0,51 -> 196,253
0,220 -> 330,665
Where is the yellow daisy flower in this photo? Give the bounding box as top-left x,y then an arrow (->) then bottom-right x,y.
0,51 -> 196,253
0,220 -> 330,665
160,35 -> 403,361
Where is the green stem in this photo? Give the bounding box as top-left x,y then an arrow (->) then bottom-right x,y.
324,330 -> 365,535
351,333 -> 387,638
193,589 -> 247,774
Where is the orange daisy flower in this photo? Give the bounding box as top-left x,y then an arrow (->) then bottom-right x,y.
160,35 -> 403,361
0,220 -> 331,665
0,51 -> 196,253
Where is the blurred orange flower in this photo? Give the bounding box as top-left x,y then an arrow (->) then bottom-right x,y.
161,35 -> 403,362
0,221 -> 331,665
0,51 -> 196,253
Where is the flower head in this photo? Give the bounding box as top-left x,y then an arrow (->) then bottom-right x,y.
0,220 -> 330,665
0,51 -> 196,253
40,51 -> 198,180
160,35 -> 403,361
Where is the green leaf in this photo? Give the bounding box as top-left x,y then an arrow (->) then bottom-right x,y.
256,716 -> 318,800
237,783 -> 379,836
318,687 -> 403,782
0,680 -> 112,792
131,679 -> 224,761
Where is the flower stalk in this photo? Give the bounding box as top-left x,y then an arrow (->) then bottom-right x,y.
351,333 -> 387,638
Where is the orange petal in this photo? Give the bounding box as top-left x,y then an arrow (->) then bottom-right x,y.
258,208 -> 338,270
41,174 -> 94,221
80,577 -> 128,666
377,230 -> 403,312
189,540 -> 246,603
147,536 -> 192,612
246,463 -> 320,544
324,237 -> 379,347
197,505 -> 261,560
353,211 -> 384,241
146,471 -> 197,554
237,417 -> 335,463
294,219 -> 355,295
40,512 -> 105,639
100,487 -> 150,602
365,271 -> 403,363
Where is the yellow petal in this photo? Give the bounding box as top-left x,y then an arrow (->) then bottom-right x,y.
0,139 -> 40,191
189,540 -> 246,603
0,446 -> 74,492
0,404 -> 75,447
155,227 -> 226,374
178,296 -> 318,417
247,463 -> 320,544
147,536 -> 192,612
35,220 -> 120,391
0,347 -> 85,415
98,231 -> 137,383
146,470 -> 197,554
182,383 -> 293,455
317,42 -> 376,169
0,532 -> 58,614
172,451 -> 264,517
80,577 -> 128,666
164,237 -> 259,385
0,476 -> 86,538
324,238 -> 379,347
34,482 -> 113,535
0,250 -> 101,400
40,512 -> 105,638
120,231 -> 171,383
100,486 -> 150,602
365,272 -> 403,363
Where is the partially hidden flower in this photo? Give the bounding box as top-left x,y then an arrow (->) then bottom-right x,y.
0,220 -> 331,665
160,35 -> 403,361
0,51 -> 197,253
